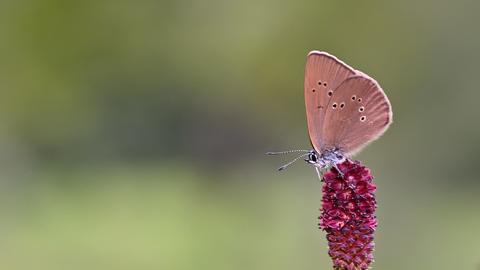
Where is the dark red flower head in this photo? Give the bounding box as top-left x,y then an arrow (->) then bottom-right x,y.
319,159 -> 377,270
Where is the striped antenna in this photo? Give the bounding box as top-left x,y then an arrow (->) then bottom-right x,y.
266,149 -> 309,155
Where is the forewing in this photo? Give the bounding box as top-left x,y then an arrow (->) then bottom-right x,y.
304,51 -> 356,152
321,75 -> 392,156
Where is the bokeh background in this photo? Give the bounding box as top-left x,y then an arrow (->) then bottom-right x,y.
1,0 -> 480,269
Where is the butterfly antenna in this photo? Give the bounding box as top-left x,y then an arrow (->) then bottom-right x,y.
277,153 -> 309,171
266,149 -> 309,155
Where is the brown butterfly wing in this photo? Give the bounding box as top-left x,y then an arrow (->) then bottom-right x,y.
321,75 -> 392,156
304,51 -> 356,152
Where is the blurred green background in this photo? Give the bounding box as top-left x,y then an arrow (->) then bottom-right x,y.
1,0 -> 480,269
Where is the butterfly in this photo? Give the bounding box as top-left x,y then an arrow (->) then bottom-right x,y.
268,51 -> 392,176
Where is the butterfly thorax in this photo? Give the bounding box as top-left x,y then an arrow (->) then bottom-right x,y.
305,148 -> 345,170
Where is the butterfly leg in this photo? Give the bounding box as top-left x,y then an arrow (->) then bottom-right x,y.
332,163 -> 344,178
315,167 -> 324,182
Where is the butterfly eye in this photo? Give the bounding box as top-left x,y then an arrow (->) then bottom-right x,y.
360,116 -> 366,122
340,102 -> 345,109
359,106 -> 364,112
327,90 -> 333,97
332,103 -> 338,109
351,95 -> 356,100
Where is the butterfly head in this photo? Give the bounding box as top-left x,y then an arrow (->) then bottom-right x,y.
305,148 -> 345,170
305,150 -> 322,165
266,148 -> 345,172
